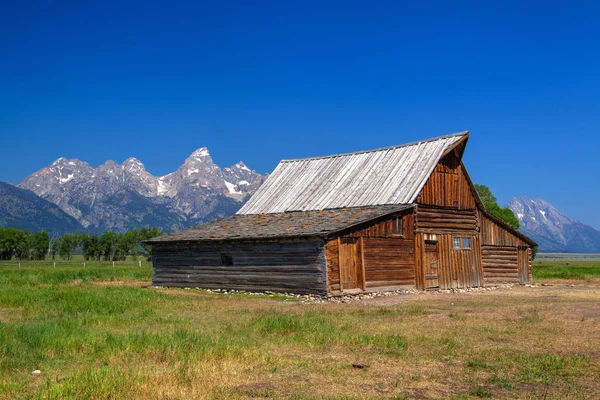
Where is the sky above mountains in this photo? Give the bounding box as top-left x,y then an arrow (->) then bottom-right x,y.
1,1 -> 599,229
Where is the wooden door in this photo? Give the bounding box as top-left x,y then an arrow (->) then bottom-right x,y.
423,240 -> 440,289
339,237 -> 363,291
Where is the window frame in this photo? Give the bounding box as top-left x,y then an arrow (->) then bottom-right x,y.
453,237 -> 461,249
392,216 -> 403,237
453,237 -> 472,250
462,237 -> 471,249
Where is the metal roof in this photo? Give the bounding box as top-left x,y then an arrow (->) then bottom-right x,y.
238,131 -> 468,215
149,205 -> 413,242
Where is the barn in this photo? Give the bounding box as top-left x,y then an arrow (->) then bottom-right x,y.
149,131 -> 536,296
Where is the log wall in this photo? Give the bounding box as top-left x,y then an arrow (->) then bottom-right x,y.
363,238 -> 415,288
416,206 -> 478,234
481,246 -> 519,284
152,240 -> 327,295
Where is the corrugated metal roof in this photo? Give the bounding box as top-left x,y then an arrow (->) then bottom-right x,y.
238,131 -> 468,215
149,205 -> 413,242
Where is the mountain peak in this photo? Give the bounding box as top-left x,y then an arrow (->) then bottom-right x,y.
233,161 -> 250,171
99,160 -> 120,169
51,157 -> 86,168
123,157 -> 143,165
508,196 -> 600,252
190,147 -> 210,158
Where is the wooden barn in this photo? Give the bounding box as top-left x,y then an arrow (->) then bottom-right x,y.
149,131 -> 536,296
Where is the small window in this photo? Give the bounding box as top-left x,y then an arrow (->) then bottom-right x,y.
221,252 -> 233,266
392,216 -> 403,236
453,237 -> 461,249
462,237 -> 471,249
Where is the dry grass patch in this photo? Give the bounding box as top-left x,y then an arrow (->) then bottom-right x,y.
0,264 -> 599,399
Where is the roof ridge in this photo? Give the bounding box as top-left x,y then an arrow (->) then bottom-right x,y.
280,131 -> 469,163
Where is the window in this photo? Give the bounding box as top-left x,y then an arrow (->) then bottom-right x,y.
453,237 -> 461,249
462,237 -> 471,249
221,252 -> 233,266
392,216 -> 403,236
454,237 -> 472,250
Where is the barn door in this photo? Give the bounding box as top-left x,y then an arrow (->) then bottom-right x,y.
423,240 -> 440,289
339,237 -> 364,291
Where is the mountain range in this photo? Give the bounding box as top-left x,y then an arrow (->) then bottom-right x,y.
508,197 -> 600,253
16,148 -> 265,233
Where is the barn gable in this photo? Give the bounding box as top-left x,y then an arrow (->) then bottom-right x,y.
238,131 -> 469,215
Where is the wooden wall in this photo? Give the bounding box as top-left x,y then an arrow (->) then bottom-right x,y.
479,210 -> 532,285
325,211 -> 415,294
416,153 -> 477,210
343,213 -> 415,239
363,238 -> 415,289
481,246 -> 531,285
416,206 -> 478,234
415,233 -> 482,290
325,239 -> 340,293
481,246 -> 519,284
479,210 -> 529,247
152,240 -> 328,295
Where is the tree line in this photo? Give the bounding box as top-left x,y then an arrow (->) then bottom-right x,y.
0,227 -> 162,261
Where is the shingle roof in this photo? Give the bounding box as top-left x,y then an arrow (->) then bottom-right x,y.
237,131 -> 468,215
148,204 -> 413,243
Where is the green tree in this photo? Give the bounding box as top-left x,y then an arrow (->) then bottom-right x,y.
474,184 -> 497,204
60,233 -> 79,260
0,228 -> 30,260
139,227 -> 163,261
29,231 -> 50,260
82,234 -> 102,261
50,236 -> 62,260
115,229 -> 139,261
100,231 -> 119,261
475,184 -> 520,230
14,230 -> 31,260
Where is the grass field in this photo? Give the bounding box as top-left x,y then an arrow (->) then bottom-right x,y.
0,261 -> 599,399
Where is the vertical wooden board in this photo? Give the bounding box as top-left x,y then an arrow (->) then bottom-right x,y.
357,237 -> 365,289
438,236 -> 449,289
414,233 -> 424,290
325,239 -> 340,294
337,237 -> 344,291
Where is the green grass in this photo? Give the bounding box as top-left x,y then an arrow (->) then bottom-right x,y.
533,262 -> 600,280
0,262 -> 598,399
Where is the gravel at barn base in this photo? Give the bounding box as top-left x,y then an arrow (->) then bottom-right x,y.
148,283 -> 551,304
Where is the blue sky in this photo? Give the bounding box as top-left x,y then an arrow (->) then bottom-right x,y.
1,1 -> 599,228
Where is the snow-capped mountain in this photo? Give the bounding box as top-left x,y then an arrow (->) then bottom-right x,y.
18,148 -> 265,233
508,196 -> 600,253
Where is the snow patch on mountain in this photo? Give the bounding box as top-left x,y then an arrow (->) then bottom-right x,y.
224,180 -> 242,195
